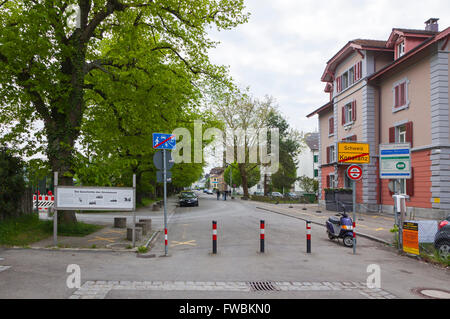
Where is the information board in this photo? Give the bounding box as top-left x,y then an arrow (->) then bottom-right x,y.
55,186 -> 135,211
379,143 -> 411,179
403,222 -> 419,255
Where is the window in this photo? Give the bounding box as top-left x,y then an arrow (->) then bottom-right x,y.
389,122 -> 413,147
397,42 -> 405,58
392,79 -> 409,112
348,67 -> 355,86
344,173 -> 352,188
398,125 -> 406,143
326,174 -> 335,188
336,61 -> 362,93
342,101 -> 356,125
326,145 -> 335,163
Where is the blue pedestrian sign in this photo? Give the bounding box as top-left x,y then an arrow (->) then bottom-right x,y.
153,133 -> 176,150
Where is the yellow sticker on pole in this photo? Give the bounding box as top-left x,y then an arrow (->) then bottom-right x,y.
338,142 -> 370,164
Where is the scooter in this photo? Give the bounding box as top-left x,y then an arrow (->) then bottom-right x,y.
326,203 -> 355,247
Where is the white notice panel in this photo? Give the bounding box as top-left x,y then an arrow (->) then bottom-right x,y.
55,186 -> 135,211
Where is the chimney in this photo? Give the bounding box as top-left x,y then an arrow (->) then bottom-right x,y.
424,18 -> 439,32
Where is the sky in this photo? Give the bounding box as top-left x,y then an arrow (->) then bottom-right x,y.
207,0 -> 450,135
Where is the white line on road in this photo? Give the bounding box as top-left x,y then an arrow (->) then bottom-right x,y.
0,266 -> 11,273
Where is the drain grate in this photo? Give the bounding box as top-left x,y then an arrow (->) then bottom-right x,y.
248,281 -> 280,292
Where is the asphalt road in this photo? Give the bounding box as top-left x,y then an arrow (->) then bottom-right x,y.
0,191 -> 448,299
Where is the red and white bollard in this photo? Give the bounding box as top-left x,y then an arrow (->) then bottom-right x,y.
306,221 -> 311,254
260,220 -> 265,253
353,221 -> 356,254
212,221 -> 217,254
164,228 -> 168,250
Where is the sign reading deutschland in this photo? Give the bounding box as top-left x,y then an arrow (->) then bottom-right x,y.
338,142 -> 370,164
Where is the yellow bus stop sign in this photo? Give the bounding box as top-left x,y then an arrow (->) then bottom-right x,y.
338,142 -> 370,164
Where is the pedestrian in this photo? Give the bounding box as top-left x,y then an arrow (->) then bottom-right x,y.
223,190 -> 227,201
216,189 -> 220,200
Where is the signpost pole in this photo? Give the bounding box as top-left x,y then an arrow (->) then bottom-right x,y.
163,149 -> 168,256
132,174 -> 136,248
352,180 -> 356,255
53,172 -> 58,247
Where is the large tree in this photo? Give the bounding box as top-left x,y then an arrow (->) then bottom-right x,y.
213,89 -> 274,198
266,110 -> 304,194
0,0 -> 248,223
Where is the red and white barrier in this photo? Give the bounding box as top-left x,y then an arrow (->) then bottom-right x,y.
33,194 -> 55,212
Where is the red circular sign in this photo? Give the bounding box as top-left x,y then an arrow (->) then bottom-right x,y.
347,165 -> 363,181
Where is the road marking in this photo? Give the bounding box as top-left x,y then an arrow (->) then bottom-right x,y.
102,230 -> 126,235
170,240 -> 197,247
0,266 -> 11,273
69,280 -> 398,299
87,236 -> 119,243
375,228 -> 385,232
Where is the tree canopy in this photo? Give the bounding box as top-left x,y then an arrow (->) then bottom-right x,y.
0,1 -> 249,222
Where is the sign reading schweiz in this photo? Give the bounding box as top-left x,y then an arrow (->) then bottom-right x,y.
338,142 -> 370,164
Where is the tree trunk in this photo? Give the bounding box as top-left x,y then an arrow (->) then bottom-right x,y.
238,163 -> 249,199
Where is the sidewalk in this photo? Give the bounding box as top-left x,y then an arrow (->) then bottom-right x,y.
246,201 -> 398,245
31,197 -> 178,250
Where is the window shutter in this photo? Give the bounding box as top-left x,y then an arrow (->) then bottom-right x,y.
329,117 -> 334,134
352,101 -> 356,122
406,168 -> 414,197
400,83 -> 406,105
357,61 -> 362,80
326,146 -> 330,163
394,85 -> 399,107
337,77 -> 341,92
351,135 -> 357,141
342,106 -> 346,125
326,175 -> 331,188
389,127 -> 396,143
355,63 -> 359,80
405,121 -> 413,148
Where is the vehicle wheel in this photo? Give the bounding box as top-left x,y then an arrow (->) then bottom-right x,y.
196,202 -> 199,207
436,240 -> 450,259
327,232 -> 335,240
343,235 -> 354,247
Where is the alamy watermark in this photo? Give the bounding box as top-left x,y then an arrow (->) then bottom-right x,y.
171,121 -> 280,174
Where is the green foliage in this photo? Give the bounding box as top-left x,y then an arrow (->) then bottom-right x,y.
137,246 -> 149,254
224,163 -> 260,189
0,148 -> 26,219
0,214 -> 101,246
266,110 -> 303,192
297,175 -> 319,193
0,0 -> 249,210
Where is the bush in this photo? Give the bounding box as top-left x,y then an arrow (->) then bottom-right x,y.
0,148 -> 26,220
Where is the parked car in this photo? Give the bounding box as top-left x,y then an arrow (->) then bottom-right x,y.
178,191 -> 199,207
253,191 -> 264,196
270,192 -> 283,198
434,215 -> 450,259
205,189 -> 213,195
284,192 -> 299,199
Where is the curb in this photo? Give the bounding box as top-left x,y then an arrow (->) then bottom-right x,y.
4,246 -> 137,253
256,206 -> 391,246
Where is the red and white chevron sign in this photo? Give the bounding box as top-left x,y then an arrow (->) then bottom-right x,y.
32,195 -> 55,212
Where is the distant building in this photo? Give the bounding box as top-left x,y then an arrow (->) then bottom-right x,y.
209,167 -> 226,191
295,132 -> 319,192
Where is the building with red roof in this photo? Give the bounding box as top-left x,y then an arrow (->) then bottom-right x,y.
307,18 -> 449,218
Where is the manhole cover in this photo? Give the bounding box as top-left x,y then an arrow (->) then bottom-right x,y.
248,281 -> 280,292
412,288 -> 450,299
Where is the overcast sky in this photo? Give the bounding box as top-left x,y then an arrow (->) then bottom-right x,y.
207,0 -> 450,135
